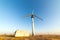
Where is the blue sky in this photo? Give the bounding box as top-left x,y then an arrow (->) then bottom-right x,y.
0,0 -> 60,34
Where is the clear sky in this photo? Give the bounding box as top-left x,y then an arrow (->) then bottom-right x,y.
0,0 -> 60,34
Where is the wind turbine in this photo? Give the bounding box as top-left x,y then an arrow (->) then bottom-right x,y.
22,10 -> 43,36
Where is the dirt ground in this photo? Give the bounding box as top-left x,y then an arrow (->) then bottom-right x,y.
0,35 -> 60,40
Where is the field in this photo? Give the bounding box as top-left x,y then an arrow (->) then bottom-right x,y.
0,35 -> 60,40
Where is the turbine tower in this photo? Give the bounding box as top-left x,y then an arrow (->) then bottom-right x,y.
22,10 -> 43,36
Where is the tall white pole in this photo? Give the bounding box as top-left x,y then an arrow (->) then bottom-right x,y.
32,17 -> 34,36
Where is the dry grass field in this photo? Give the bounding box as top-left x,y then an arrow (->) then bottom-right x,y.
0,35 -> 60,40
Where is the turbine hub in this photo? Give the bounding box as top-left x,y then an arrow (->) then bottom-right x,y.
31,15 -> 34,18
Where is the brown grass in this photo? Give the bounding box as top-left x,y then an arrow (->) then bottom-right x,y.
0,35 -> 60,40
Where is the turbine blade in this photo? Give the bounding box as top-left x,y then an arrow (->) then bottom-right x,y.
22,14 -> 32,18
32,9 -> 34,14
35,15 -> 43,21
